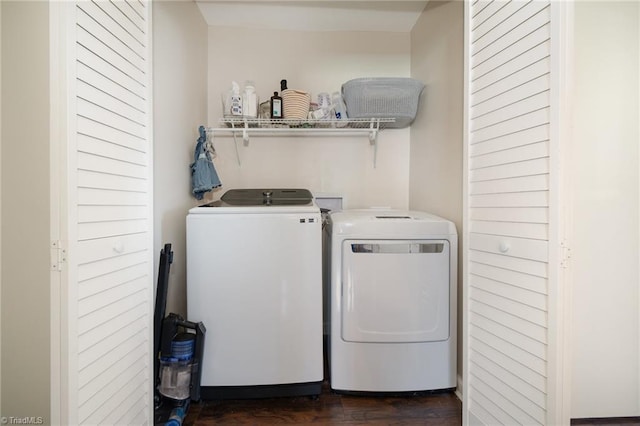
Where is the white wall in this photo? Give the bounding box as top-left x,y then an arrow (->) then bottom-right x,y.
0,1 -> 50,419
206,27 -> 411,209
153,1 -> 209,316
570,0 -> 640,418
409,0 -> 463,380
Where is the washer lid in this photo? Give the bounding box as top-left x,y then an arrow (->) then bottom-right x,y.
219,188 -> 313,206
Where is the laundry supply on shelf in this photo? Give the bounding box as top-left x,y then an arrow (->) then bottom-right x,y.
222,81 -> 243,116
242,81 -> 258,118
270,91 -> 283,119
332,91 -> 348,127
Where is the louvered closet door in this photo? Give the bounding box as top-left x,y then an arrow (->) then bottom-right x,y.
65,1 -> 153,424
464,1 -> 561,425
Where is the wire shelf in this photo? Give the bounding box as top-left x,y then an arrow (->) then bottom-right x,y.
217,117 -> 396,130
204,117 -> 396,168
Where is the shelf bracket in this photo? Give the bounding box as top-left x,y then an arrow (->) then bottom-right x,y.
242,127 -> 249,145
226,124 -> 243,166
241,119 -> 250,146
369,118 -> 379,168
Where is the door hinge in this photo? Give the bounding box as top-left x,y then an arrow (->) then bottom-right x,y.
51,240 -> 66,272
560,240 -> 572,268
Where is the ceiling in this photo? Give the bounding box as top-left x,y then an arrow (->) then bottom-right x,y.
195,1 -> 430,33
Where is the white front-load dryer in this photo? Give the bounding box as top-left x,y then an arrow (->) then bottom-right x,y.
327,209 -> 457,393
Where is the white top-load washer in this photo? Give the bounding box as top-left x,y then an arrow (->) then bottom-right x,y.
327,209 -> 457,393
186,189 -> 323,399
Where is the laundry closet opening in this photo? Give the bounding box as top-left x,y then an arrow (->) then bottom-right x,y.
153,0 -> 464,386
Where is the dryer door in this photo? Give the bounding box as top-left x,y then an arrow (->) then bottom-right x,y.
341,239 -> 450,343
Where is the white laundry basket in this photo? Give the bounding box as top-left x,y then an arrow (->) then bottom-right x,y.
341,77 -> 425,128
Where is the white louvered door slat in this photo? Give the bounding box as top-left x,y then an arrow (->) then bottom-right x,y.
111,0 -> 146,32
77,61 -> 147,112
472,3 -> 550,67
472,1 -> 543,54
471,324 -> 547,374
471,302 -> 547,343
77,134 -> 148,166
76,8 -> 146,72
471,108 -> 550,144
470,92 -> 550,131
77,98 -> 146,138
464,0 -> 562,424
470,289 -> 547,329
77,46 -> 145,98
470,126 -> 550,158
471,74 -> 550,119
470,189 -> 548,207
470,276 -> 547,310
89,0 -> 146,47
470,157 -> 549,182
470,358 -> 546,420
77,80 -> 146,125
56,1 -> 153,424
472,57 -> 551,106
78,186 -> 148,205
469,261 -> 548,294
470,220 -> 548,240
76,29 -> 146,86
471,1 -> 524,44
77,251 -> 150,283
127,0 -> 146,20
472,0 -> 509,31
470,174 -> 549,195
77,151 -> 148,179
77,116 -> 148,152
471,141 -> 549,169
469,249 -> 548,278
78,262 -> 149,299
78,0 -> 146,59
470,335 -> 546,387
79,168 -> 149,192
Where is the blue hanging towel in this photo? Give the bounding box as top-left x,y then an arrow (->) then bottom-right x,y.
191,126 -> 222,200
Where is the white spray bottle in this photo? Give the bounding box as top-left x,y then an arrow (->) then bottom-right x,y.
230,81 -> 242,116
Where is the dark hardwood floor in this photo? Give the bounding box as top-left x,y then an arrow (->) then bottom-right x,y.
183,385 -> 640,426
177,345 -> 638,426
182,382 -> 640,426
184,381 -> 462,425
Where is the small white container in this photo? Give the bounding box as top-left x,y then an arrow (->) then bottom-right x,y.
242,81 -> 258,118
332,91 -> 348,127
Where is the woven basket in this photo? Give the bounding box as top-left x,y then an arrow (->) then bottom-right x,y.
282,89 -> 311,120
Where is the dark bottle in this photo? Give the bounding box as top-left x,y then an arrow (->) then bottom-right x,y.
270,91 -> 283,119
280,79 -> 288,92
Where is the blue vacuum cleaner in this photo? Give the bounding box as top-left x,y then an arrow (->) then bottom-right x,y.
154,244 -> 206,426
